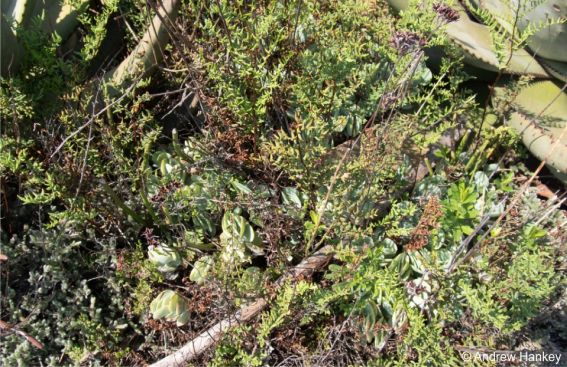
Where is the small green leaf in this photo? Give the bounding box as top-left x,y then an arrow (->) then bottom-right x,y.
193,213 -> 215,236
309,210 -> 319,224
231,179 -> 253,195
461,225 -> 474,236
282,187 -> 303,208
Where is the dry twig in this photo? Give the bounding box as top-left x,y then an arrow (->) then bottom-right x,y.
149,246 -> 333,367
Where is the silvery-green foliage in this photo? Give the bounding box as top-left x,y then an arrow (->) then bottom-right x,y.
281,187 -> 309,220
0,223 -> 126,366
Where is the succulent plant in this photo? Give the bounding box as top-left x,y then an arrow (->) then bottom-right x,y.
149,290 -> 191,326
219,211 -> 264,266
518,0 -> 567,64
495,80 -> 567,183
406,275 -> 438,310
102,0 -> 182,96
1,0 -> 87,77
359,298 -> 408,351
148,244 -> 182,273
189,256 -> 213,285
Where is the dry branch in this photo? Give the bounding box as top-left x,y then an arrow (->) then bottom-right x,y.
0,320 -> 44,350
149,246 -> 333,367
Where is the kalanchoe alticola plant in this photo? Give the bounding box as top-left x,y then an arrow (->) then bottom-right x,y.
219,211 -> 264,267
149,290 -> 191,326
189,255 -> 214,285
148,244 -> 182,273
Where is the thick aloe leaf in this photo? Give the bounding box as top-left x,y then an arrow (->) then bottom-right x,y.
0,12 -> 23,76
500,80 -> 567,183
518,0 -> 567,63
539,58 -> 567,83
1,0 -> 88,77
1,0 -> 30,25
445,5 -> 548,76
103,0 -> 181,94
512,81 -> 567,128
386,0 -> 548,76
467,0 -> 516,33
43,1 -> 88,42
462,0 -> 567,80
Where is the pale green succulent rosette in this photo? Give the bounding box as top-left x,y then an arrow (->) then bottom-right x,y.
148,244 -> 182,273
150,290 -> 191,326
189,256 -> 214,285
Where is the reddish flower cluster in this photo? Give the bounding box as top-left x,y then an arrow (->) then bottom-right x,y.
405,195 -> 443,252
150,180 -> 182,204
142,227 -> 160,247
390,31 -> 427,55
432,3 -> 460,23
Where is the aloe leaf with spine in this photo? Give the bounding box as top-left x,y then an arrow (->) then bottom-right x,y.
2,0 -> 181,103
387,0 -> 548,75
496,80 -> 567,182
0,0 -> 89,77
386,0 -> 567,184
518,0 -> 567,63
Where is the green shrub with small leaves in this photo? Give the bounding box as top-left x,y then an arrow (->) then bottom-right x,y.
0,223 -> 129,366
1,1 -> 566,366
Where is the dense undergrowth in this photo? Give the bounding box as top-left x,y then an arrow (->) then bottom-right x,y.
1,0 -> 566,366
